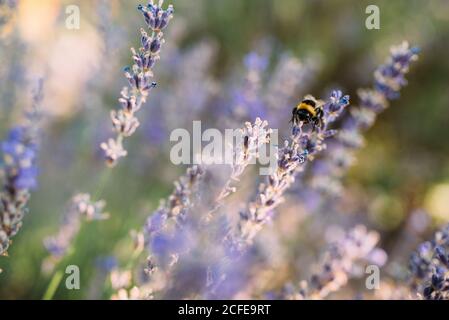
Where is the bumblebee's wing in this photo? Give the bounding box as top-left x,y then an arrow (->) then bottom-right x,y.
315,99 -> 325,108
303,94 -> 316,101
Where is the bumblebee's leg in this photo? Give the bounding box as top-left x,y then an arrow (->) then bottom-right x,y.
291,111 -> 300,125
290,108 -> 296,124
312,116 -> 322,130
314,108 -> 324,127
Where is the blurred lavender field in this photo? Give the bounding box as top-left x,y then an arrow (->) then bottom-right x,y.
0,0 -> 449,300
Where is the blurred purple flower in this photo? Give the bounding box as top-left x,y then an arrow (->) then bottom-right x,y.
229,52 -> 268,121
1,126 -> 38,190
0,79 -> 43,256
43,193 -> 108,264
233,91 -> 349,248
278,225 -> 386,299
409,224 -> 449,299
307,42 -> 419,198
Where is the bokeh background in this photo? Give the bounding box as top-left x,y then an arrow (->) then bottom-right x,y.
0,0 -> 448,299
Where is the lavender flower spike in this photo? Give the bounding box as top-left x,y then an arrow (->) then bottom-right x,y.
144,165 -> 204,260
101,0 -> 174,166
43,193 -> 108,271
229,53 -> 268,121
374,41 -> 420,100
233,91 -> 349,248
409,224 -> 449,300
0,80 -> 43,256
212,118 -> 272,213
138,165 -> 204,297
280,225 -> 386,300
309,42 -> 419,196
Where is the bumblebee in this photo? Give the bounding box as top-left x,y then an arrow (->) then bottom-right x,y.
291,95 -> 324,128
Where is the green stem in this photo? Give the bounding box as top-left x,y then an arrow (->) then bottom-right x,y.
43,270 -> 64,300
94,168 -> 112,200
42,125 -> 113,300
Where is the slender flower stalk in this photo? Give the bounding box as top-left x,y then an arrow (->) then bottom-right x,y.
232,91 -> 349,249
145,165 -> 204,232
42,193 -> 108,299
211,118 -> 272,214
143,165 -> 204,277
144,164 -> 203,236
409,224 -> 449,300
195,92 -> 348,298
101,0 -> 174,166
140,118 -> 274,298
125,165 -> 204,298
0,80 -> 43,257
279,225 -> 386,299
43,193 -> 108,272
308,42 -> 419,196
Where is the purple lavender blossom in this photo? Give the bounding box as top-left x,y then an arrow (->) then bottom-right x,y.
308,42 -> 419,198
138,0 -> 174,31
42,193 -> 108,272
1,127 -> 38,190
232,91 -> 349,249
210,118 -> 272,216
374,43 -> 420,100
133,91 -> 349,299
228,52 -> 268,121
278,225 -> 386,299
146,207 -> 253,299
178,93 -> 349,299
0,80 -> 43,256
409,224 -> 449,300
163,229 -> 255,299
101,0 -> 174,166
141,119 -> 273,298
143,165 -> 204,262
133,166 -> 205,297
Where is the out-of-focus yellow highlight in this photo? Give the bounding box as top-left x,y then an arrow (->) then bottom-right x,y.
18,0 -> 60,43
425,183 -> 449,222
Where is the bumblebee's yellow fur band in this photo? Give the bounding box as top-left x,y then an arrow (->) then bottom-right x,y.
297,102 -> 317,117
